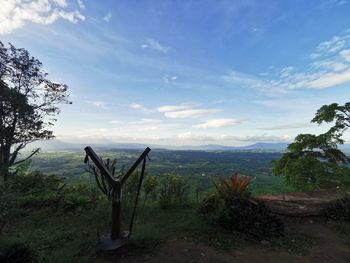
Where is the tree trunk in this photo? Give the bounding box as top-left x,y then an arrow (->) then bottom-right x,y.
0,146 -> 11,184
253,189 -> 346,217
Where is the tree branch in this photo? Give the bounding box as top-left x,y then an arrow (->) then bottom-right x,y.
12,147 -> 40,166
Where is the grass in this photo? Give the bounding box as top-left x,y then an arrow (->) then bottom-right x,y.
328,221 -> 350,240
268,232 -> 317,255
1,198 -> 243,262
0,173 -> 322,262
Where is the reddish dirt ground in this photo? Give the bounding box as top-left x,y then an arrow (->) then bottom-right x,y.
94,221 -> 350,263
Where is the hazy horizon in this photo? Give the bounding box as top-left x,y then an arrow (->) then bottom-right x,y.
2,0 -> 350,146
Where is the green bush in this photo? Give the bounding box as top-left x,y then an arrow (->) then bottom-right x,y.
199,195 -> 283,240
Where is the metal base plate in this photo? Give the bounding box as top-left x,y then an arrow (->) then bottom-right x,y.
96,232 -> 130,252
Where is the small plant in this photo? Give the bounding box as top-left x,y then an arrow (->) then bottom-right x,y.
212,172 -> 254,200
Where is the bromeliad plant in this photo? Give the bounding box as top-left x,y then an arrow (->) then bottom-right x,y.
212,172 -> 254,200
201,172 -> 284,240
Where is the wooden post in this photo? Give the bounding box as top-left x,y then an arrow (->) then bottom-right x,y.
84,146 -> 151,250
111,186 -> 122,239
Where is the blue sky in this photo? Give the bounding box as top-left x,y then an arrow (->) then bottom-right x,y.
1,0 -> 350,146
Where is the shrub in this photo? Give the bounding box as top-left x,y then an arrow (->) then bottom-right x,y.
61,184 -> 100,210
198,194 -> 221,215
159,173 -> 188,209
218,197 -> 284,240
323,197 -> 350,222
200,173 -> 283,240
143,175 -> 159,203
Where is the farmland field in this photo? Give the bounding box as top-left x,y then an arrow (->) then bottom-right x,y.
30,149 -> 286,195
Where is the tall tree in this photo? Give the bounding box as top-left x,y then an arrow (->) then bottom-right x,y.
0,42 -> 70,183
273,102 -> 350,190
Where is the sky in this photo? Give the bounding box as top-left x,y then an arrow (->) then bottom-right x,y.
1,0 -> 350,146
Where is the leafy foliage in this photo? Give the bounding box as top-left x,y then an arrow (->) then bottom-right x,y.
273,102 -> 350,190
199,194 -> 284,240
159,173 -> 188,208
312,102 -> 350,133
200,173 -> 283,240
143,175 -> 159,203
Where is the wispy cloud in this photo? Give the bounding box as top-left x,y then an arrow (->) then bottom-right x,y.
103,12 -> 112,22
157,104 -> 221,119
157,105 -> 192,112
77,0 -> 85,9
85,100 -> 107,109
129,103 -> 153,112
164,109 -> 221,119
141,38 -> 171,53
0,0 -> 85,35
224,30 -> 350,91
109,120 -> 122,124
175,132 -> 291,143
193,118 -> 241,128
54,0 -> 68,7
163,75 -> 177,84
317,0 -> 347,9
258,122 -> 313,131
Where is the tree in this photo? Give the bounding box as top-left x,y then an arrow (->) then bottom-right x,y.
273,102 -> 350,190
0,42 -> 70,183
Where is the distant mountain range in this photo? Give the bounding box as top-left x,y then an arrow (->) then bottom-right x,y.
25,140 -> 350,152
26,140 -> 292,151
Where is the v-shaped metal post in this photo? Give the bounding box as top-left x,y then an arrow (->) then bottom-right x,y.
84,146 -> 151,251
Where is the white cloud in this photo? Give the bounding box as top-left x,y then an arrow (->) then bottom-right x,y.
103,12 -> 112,22
53,0 -> 67,7
176,132 -> 216,141
77,0 -> 85,9
232,134 -> 292,142
163,75 -> 177,84
193,118 -> 241,128
129,103 -> 153,112
139,118 -> 162,123
157,105 -> 192,112
318,0 -> 347,9
340,49 -> 350,62
164,109 -> 221,119
157,103 -> 221,119
0,0 -> 85,35
85,100 -> 107,109
312,31 -> 350,57
224,30 -> 350,91
141,38 -> 171,53
109,120 -> 122,124
258,123 -> 314,130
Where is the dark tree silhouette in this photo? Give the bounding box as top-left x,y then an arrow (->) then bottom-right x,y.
0,42 -> 70,183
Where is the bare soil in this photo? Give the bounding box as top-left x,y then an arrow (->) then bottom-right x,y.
94,220 -> 350,263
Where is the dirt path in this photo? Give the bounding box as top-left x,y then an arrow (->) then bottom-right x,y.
94,221 -> 350,263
